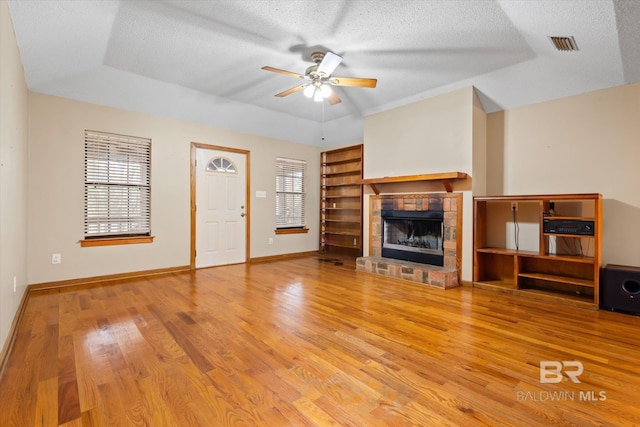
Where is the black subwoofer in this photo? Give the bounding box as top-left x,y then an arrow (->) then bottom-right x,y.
601,264 -> 640,315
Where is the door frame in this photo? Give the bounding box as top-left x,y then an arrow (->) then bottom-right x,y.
190,142 -> 251,269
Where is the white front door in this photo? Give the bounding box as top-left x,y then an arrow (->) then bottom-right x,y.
195,148 -> 247,268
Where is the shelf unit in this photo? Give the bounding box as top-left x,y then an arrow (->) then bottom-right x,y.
473,194 -> 602,308
320,144 -> 363,257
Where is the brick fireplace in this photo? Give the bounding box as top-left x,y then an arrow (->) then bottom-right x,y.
356,193 -> 462,289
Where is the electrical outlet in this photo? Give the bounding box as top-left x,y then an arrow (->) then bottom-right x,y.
511,202 -> 518,211
52,253 -> 61,264
13,276 -> 17,293
268,238 -> 273,245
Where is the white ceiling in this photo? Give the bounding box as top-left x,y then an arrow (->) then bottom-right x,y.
7,0 -> 640,146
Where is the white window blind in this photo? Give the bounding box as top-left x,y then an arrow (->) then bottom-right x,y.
84,130 -> 151,238
276,157 -> 306,228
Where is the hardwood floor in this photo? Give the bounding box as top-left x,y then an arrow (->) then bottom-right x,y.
1,256 -> 639,426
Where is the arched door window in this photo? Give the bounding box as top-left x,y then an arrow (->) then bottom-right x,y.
206,156 -> 237,174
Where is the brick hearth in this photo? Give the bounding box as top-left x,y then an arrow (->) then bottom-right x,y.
357,193 -> 462,289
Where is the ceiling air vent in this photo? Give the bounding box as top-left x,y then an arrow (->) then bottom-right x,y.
549,36 -> 579,51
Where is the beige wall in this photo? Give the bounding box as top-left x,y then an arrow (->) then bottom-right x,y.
27,93 -> 320,284
0,1 -> 29,348
362,82 -> 640,279
487,82 -> 640,266
364,87 -> 475,177
362,87 -> 477,281
472,90 -> 487,196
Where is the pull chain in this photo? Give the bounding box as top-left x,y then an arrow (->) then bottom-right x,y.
321,99 -> 326,142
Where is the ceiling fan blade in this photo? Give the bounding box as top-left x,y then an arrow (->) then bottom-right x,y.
262,66 -> 306,79
317,51 -> 343,76
275,84 -> 306,97
327,91 -> 342,105
329,76 -> 377,88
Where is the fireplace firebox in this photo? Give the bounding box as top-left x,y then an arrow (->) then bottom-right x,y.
381,210 -> 444,266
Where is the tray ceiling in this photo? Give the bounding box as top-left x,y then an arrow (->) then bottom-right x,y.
7,0 -> 640,146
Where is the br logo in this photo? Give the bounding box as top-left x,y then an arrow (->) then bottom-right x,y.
540,361 -> 584,384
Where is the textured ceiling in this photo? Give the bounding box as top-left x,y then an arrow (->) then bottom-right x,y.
7,0 -> 640,146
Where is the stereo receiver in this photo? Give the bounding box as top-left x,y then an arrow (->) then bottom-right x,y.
543,219 -> 595,236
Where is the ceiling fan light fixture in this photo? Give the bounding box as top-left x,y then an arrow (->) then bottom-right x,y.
303,84 -> 315,98
320,84 -> 332,98
313,88 -> 324,102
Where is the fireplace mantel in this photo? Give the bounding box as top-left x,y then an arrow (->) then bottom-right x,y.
358,172 -> 468,194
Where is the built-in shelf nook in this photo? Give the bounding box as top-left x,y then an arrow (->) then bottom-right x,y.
319,144 -> 364,257
473,193 -> 602,309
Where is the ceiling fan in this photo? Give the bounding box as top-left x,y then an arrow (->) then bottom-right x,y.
262,51 -> 377,105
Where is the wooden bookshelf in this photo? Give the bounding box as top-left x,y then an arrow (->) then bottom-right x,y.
320,145 -> 363,257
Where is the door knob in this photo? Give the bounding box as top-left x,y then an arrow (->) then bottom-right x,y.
241,212 -> 246,217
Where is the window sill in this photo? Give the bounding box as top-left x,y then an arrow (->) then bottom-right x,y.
80,236 -> 155,247
275,228 -> 309,235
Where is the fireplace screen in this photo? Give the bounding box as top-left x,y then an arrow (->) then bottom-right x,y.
381,210 -> 444,266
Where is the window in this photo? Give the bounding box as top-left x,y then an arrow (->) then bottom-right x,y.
83,130 -> 151,242
276,157 -> 307,230
206,156 -> 236,173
